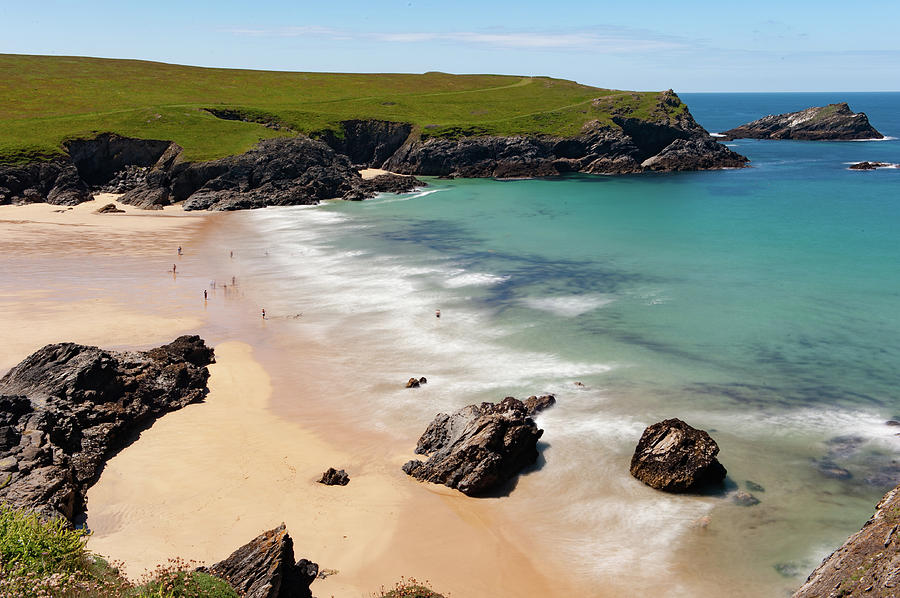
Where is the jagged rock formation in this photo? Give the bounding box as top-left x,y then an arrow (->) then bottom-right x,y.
199,524 -> 318,598
721,103 -> 883,141
850,161 -> 896,170
317,119 -> 413,167
0,159 -> 91,206
630,418 -> 727,492
383,91 -> 747,177
402,397 -> 544,496
318,467 -> 350,486
523,394 -> 556,416
0,336 -> 214,522
793,484 -> 900,597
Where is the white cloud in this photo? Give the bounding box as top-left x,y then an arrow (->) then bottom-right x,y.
223,25 -> 686,53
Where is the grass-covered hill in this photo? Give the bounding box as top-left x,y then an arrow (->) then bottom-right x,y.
0,54 -> 680,164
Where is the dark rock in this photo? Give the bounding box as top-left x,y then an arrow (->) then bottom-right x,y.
318,467 -> 350,486
629,418 -> 727,492
65,134 -> 172,187
343,172 -> 426,200
732,490 -> 760,507
887,420 -> 900,427
850,161 -> 890,170
120,186 -> 170,210
522,394 -> 556,416
721,103 -> 883,141
745,480 -> 766,493
201,524 -> 317,598
406,377 -> 421,389
0,336 -> 214,522
95,203 -> 124,214
0,159 -> 92,205
793,484 -> 900,597
317,120 -> 413,167
418,377 -> 427,385
641,136 -> 748,171
816,460 -> 853,480
402,397 -> 543,496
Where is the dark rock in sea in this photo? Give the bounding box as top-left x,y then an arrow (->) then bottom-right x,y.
732,490 -> 760,507
318,467 -> 350,486
816,460 -> 853,480
95,203 -> 124,214
200,523 -> 318,598
418,376 -> 427,385
522,394 -> 556,416
850,161 -> 890,170
402,397 -> 543,496
721,103 -> 883,141
406,377 -> 421,389
793,484 -> 900,597
887,420 -> 900,427
342,172 -> 426,201
0,336 -> 214,522
629,418 -> 727,492
745,480 -> 766,493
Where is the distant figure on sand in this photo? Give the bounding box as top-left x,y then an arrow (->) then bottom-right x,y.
261,308 -> 266,319
172,264 -> 176,273
435,309 -> 441,318
230,250 -> 233,258
203,289 -> 207,300
232,276 -> 235,285
177,246 -> 182,255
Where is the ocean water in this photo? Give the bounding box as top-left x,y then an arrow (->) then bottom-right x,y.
232,93 -> 900,596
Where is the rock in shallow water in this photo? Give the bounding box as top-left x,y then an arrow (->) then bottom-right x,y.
402,397 -> 544,496
629,418 -> 727,492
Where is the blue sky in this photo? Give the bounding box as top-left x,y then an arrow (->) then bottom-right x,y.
2,0 -> 898,91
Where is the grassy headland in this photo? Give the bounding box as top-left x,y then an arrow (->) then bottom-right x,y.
0,54 -> 679,164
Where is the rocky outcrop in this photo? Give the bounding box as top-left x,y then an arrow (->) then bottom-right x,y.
200,524 -> 318,598
318,120 -> 413,167
402,397 -> 543,496
793,484 -> 900,597
0,159 -> 91,206
65,134 -> 172,187
630,418 -> 727,492
850,161 -> 896,170
0,336 -> 214,522
523,394 -> 556,416
384,91 -> 747,177
721,103 -> 883,141
343,172 -> 425,201
95,203 -> 124,213
318,467 -> 350,486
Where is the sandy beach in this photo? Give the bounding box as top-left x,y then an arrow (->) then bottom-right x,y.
0,196 -> 584,598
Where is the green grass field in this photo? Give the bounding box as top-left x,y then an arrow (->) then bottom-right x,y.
0,54 -> 675,164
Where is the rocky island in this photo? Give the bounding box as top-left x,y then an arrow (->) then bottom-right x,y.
720,102 -> 883,141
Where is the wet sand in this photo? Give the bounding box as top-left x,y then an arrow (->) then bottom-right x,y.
0,198 -> 586,597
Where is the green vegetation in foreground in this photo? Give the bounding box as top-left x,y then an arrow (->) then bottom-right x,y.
0,502 -> 236,597
0,54 -> 680,164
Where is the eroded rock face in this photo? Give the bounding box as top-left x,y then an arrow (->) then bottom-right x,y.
629,418 -> 727,492
402,397 -> 543,496
793,485 -> 900,597
721,103 -> 883,141
0,336 -> 214,522
201,524 -> 318,598
384,90 -> 748,177
0,160 -> 92,206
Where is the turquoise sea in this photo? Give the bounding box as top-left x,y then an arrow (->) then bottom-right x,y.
237,93 -> 900,596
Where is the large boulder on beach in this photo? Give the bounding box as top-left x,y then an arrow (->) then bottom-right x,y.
630,418 -> 727,492
0,335 -> 214,522
793,484 -> 900,597
402,397 -> 544,496
200,523 -> 318,598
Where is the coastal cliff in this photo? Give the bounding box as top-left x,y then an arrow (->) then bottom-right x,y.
793,483 -> 900,597
721,103 -> 883,140
0,91 -> 746,210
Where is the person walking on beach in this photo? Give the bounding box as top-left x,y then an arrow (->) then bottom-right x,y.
172,264 -> 176,273
203,289 -> 207,300
261,308 -> 266,319
435,309 -> 441,318
230,250 -> 233,258
177,246 -> 182,255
